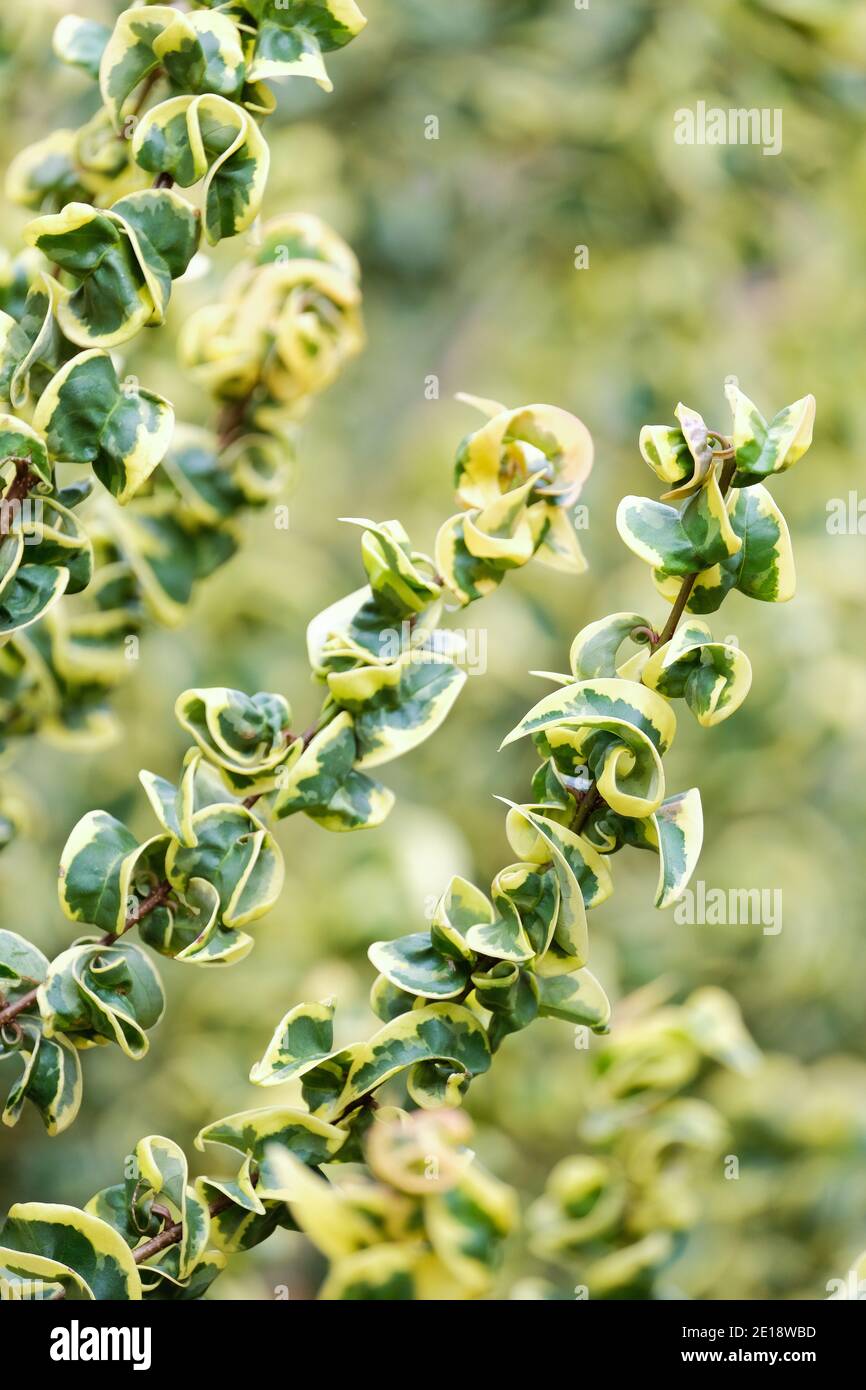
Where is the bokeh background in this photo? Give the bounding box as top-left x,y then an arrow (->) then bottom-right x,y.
1,0 -> 865,1299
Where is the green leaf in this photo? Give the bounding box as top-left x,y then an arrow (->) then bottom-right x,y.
617,469 -> 740,578
33,350 -> 174,503
536,967 -> 611,1030
132,94 -> 269,244
726,383 -> 816,485
175,686 -> 293,790
502,677 -> 676,819
58,810 -> 152,935
328,651 -> 466,770
165,804 -> 284,929
25,192 -> 200,348
53,15 -> 112,80
0,1203 -> 142,1300
39,940 -> 165,1059
152,10 -> 246,101
245,0 -> 368,91
368,933 -> 472,1000
641,618 -> 752,727
195,1106 -> 347,1196
249,1000 -> 336,1087
0,930 -> 49,1013
2,1023 -> 83,1135
655,484 -> 795,613
326,1002 -> 492,1119
569,611 -> 653,680
0,412 -> 51,485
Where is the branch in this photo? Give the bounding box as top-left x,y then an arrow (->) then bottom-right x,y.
0,882 -> 175,1028
568,452 -> 739,837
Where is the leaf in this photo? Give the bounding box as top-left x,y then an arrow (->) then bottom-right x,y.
39,940 -> 165,1059
327,1003 -> 491,1118
53,16 -> 112,81
175,686 -> 293,789
132,94 -> 270,244
152,10 -> 246,101
327,650 -> 466,770
134,1135 -> 210,1282
502,677 -> 676,819
617,469 -> 740,578
33,350 -> 174,503
272,712 -> 355,818
26,192 -> 199,348
639,424 -> 692,486
0,930 -> 49,1012
655,484 -> 795,614
195,1106 -> 347,1196
425,1161 -> 518,1295
0,413 -> 51,485
726,383 -> 816,484
249,1000 -> 336,1087
0,1203 -> 142,1300
569,611 -> 652,680
430,876 -> 491,961
165,804 -> 284,929
2,1023 -> 83,1135
368,933 -> 471,1000
245,0 -> 369,91
471,962 -> 539,1047
641,619 -> 753,727
536,968 -> 611,1030
99,5 -> 175,127
651,788 -> 704,908
58,810 -> 150,935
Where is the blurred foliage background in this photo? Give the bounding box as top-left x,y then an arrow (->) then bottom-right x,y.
1,0 -> 865,1300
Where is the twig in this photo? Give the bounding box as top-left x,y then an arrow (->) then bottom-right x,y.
0,460 -> 37,537
0,883 -> 175,1028
567,451 -> 739,837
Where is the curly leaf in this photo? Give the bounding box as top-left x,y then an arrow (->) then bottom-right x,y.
641,619 -> 752,727
0,1203 -> 142,1300
33,349 -> 174,503
2,1023 -> 83,1135
26,192 -> 200,348
175,686 -> 292,790
195,1106 -> 347,1195
39,939 -> 165,1059
132,94 -> 269,244
165,804 -> 284,929
368,933 -> 472,1001
328,1003 -> 491,1118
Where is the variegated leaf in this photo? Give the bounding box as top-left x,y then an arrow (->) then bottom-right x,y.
249,1000 -> 336,1087
39,939 -> 165,1059
245,0 -> 368,91
726,382 -> 816,485
641,619 -> 752,727
132,94 -> 269,244
33,350 -> 174,503
0,1203 -> 142,1300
